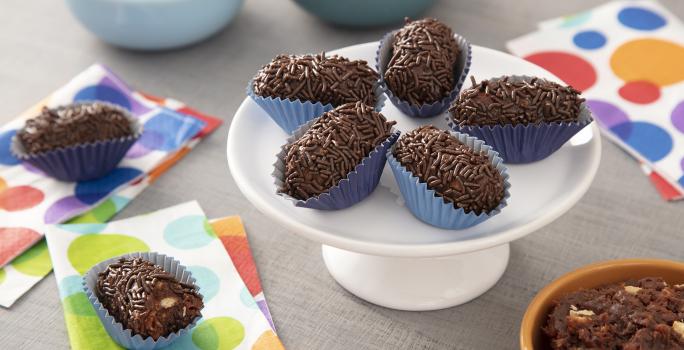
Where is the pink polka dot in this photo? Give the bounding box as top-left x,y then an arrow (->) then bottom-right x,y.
524,51 -> 597,91
0,227 -> 41,266
0,186 -> 44,211
618,81 -> 660,104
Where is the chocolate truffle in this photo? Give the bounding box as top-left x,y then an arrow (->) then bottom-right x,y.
449,76 -> 585,127
279,101 -> 396,200
384,18 -> 460,106
394,126 -> 504,214
545,277 -> 684,349
17,103 -> 134,154
252,53 -> 379,107
96,257 -> 203,340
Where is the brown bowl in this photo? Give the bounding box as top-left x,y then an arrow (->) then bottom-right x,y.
520,259 -> 684,350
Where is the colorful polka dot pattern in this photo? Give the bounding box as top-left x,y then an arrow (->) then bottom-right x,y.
515,2 -> 684,192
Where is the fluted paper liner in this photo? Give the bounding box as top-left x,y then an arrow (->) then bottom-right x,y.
82,252 -> 203,350
446,75 -> 594,164
247,77 -> 387,134
11,102 -> 142,182
376,30 -> 472,118
387,131 -> 510,230
273,117 -> 400,210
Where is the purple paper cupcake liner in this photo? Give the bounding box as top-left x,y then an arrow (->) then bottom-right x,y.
83,251 -> 203,350
376,30 -> 472,118
10,102 -> 142,182
446,75 -> 594,164
247,78 -> 386,135
273,118 -> 400,210
387,131 -> 510,230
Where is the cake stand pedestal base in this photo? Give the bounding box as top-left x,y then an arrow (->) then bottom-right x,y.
321,243 -> 510,311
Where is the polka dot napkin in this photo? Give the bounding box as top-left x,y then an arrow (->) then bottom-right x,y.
507,0 -> 684,200
0,64 -> 221,307
45,201 -> 283,350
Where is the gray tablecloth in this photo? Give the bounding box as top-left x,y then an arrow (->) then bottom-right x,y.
1,1 -> 683,349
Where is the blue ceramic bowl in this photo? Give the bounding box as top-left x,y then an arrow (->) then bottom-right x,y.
65,0 -> 244,50
292,0 -> 436,27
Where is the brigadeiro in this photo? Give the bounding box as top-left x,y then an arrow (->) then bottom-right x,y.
377,18 -> 471,118
273,101 -> 399,210
544,277 -> 684,349
83,253 -> 203,349
248,53 -> 385,134
11,101 -> 141,181
447,75 -> 593,163
387,126 -> 509,229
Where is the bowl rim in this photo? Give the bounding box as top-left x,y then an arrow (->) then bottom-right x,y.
519,258 -> 684,350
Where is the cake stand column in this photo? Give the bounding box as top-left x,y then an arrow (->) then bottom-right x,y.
321,243 -> 510,311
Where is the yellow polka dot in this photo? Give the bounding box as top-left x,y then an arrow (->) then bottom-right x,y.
0,177 -> 6,192
611,39 -> 684,86
211,216 -> 246,238
252,330 -> 284,350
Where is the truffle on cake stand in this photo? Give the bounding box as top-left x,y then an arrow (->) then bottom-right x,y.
227,42 -> 601,311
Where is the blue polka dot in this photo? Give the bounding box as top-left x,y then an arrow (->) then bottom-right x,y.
163,215 -> 215,249
618,7 -> 666,31
59,275 -> 84,299
110,195 -> 130,212
57,223 -> 107,234
187,266 -> 219,302
140,110 -> 205,151
240,286 -> 258,309
679,176 -> 684,187
611,122 -> 672,162
0,130 -> 20,166
573,30 -> 607,50
75,167 -> 143,204
73,85 -> 132,111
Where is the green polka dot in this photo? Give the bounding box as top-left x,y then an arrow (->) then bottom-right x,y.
68,199 -> 117,224
64,292 -> 96,316
11,239 -> 52,276
204,219 -> 217,239
64,312 -> 122,350
68,234 -> 149,275
0,268 -> 5,284
192,317 -> 245,350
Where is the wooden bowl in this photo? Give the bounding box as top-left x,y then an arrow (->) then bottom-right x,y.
520,259 -> 684,350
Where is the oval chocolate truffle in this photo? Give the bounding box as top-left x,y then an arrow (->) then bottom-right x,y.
279,101 -> 396,200
384,18 -> 460,106
95,257 -> 204,340
393,126 -> 504,214
17,102 -> 135,155
252,53 -> 379,107
449,76 -> 585,127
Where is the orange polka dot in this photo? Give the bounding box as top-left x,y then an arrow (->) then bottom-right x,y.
0,186 -> 45,211
610,39 -> 684,87
252,330 -> 284,350
0,177 -> 6,192
211,216 -> 246,238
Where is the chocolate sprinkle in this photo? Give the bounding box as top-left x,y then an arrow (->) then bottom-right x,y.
384,18 -> 460,106
252,53 -> 379,107
449,76 -> 585,127
95,257 -> 203,340
280,101 -> 396,200
393,126 -> 504,214
17,102 -> 134,154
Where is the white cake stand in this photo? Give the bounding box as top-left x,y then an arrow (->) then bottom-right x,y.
227,42 -> 601,311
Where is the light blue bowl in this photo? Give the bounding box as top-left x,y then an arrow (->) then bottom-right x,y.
65,0 -> 244,50
293,0 -> 436,27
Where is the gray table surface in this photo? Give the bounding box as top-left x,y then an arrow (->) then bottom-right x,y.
2,0 -> 684,349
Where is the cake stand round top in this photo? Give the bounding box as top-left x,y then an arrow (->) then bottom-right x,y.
227,42 -> 601,258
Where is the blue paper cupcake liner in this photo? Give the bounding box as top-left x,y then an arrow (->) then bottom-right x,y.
247,77 -> 386,135
376,30 -> 472,118
387,131 -> 510,230
82,251 -> 203,350
446,75 -> 594,164
10,102 -> 142,182
273,118 -> 400,210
